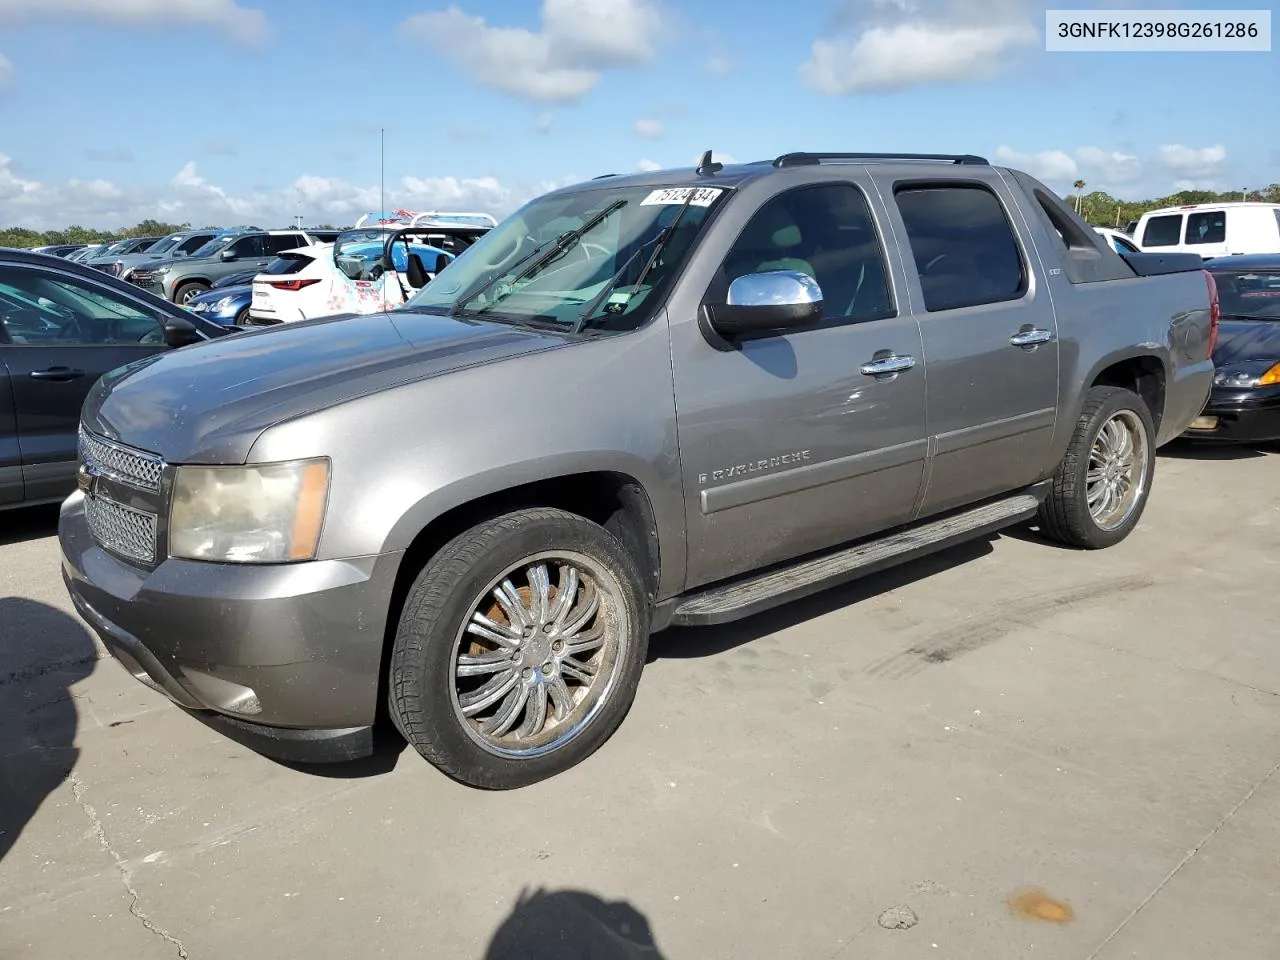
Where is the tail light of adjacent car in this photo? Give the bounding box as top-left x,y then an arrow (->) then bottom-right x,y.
1202,270 -> 1219,358
266,278 -> 321,292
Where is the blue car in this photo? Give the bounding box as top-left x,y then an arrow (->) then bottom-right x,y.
185,282 -> 252,326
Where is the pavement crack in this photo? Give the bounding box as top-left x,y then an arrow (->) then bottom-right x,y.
69,772 -> 189,959
1085,755 -> 1280,960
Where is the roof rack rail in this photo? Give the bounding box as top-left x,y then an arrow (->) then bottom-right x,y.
592,173 -> 619,179
772,152 -> 988,168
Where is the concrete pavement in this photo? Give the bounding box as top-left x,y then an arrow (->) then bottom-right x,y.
2,442 -> 1279,959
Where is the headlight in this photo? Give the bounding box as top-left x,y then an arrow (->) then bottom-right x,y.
213,296 -> 236,311
168,459 -> 330,563
153,265 -> 170,276
1213,360 -> 1280,388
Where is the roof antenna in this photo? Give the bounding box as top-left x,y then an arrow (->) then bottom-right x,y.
696,149 -> 722,176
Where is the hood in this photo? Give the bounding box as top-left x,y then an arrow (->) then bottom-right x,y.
83,310 -> 571,463
1212,319 -> 1280,366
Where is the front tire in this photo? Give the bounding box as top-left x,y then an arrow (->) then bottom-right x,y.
389,508 -> 649,789
174,281 -> 209,305
1037,385 -> 1156,549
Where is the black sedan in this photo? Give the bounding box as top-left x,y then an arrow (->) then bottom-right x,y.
1184,254 -> 1280,443
1,247 -> 233,510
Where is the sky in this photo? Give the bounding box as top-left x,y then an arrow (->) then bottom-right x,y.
0,0 -> 1276,230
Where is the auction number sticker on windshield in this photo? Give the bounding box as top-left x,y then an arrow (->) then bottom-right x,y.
640,187 -> 723,207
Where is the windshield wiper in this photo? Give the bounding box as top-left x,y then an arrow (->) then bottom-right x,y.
450,198 -> 628,317
569,190 -> 699,334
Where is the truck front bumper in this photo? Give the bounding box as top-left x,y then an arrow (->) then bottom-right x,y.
59,492 -> 403,763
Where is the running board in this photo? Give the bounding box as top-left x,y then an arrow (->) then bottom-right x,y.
668,492 -> 1041,627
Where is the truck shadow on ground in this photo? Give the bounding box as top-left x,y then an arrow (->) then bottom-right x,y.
483,887 -> 668,959
1157,439 -> 1278,461
0,504 -> 60,547
648,536 -> 995,663
0,598 -> 97,864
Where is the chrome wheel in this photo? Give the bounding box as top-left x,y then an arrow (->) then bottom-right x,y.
1086,410 -> 1148,531
450,551 -> 629,759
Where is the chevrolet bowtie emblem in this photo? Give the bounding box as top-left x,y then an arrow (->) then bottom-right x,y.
76,463 -> 97,495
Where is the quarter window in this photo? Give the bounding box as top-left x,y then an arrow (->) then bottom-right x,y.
718,183 -> 894,324
894,184 -> 1027,312
1185,210 -> 1226,245
1142,214 -> 1183,247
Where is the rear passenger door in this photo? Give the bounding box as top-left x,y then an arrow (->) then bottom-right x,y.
883,177 -> 1059,517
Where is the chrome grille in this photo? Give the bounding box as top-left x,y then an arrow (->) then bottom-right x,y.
130,270 -> 155,286
85,494 -> 157,563
79,427 -> 163,491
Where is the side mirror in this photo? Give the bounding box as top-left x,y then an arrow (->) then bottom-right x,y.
220,249 -> 237,261
162,315 -> 203,347
704,270 -> 824,339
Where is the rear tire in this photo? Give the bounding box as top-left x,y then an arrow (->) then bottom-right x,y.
389,508 -> 649,789
1037,386 -> 1156,549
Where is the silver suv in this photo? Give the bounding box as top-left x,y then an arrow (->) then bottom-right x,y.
133,229 -> 317,303
60,151 -> 1216,789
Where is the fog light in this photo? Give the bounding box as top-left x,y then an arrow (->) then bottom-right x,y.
1189,415 -> 1219,430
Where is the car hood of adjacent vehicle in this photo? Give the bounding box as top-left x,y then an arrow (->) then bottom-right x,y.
82,310 -> 572,463
1212,318 -> 1280,366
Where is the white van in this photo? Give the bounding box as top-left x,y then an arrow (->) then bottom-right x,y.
1135,202 -> 1280,259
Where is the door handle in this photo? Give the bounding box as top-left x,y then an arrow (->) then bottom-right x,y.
859,355 -> 916,377
1010,328 -> 1053,347
29,366 -> 86,382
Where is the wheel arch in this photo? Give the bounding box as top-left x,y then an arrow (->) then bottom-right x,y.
375,468 -> 668,724
1086,352 -> 1168,435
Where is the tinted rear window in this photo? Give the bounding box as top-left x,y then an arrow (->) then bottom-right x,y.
263,254 -> 312,275
1142,215 -> 1183,247
895,183 -> 1026,312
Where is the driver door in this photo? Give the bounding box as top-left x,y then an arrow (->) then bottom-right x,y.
0,263 -> 170,501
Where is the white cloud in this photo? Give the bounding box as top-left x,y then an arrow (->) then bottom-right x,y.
0,54 -> 12,92
703,53 -> 731,77
634,118 -> 664,139
799,0 -> 1037,94
0,154 -> 569,231
995,145 -> 1079,183
0,0 -> 269,45
637,158 -> 662,172
1158,144 -> 1227,178
535,111 -> 555,134
401,0 -> 662,102
1074,146 -> 1142,184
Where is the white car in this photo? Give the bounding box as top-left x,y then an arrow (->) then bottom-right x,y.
1134,201 -> 1280,259
248,211 -> 496,325
1094,227 -> 1142,254
245,243 -> 334,326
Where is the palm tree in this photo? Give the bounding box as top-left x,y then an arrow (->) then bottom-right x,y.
1073,180 -> 1086,214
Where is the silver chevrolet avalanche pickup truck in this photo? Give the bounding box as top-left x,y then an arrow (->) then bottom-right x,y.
59,151 -> 1218,789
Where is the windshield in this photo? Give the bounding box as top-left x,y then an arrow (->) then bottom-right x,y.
404,184 -> 727,330
1214,270 -> 1280,320
146,235 -> 183,257
188,235 -> 237,259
